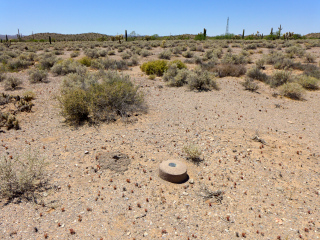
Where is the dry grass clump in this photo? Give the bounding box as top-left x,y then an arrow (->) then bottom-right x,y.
0,152 -> 47,200
183,144 -> 202,162
59,71 -> 146,125
278,82 -> 305,100
3,76 -> 22,90
28,69 -> 48,83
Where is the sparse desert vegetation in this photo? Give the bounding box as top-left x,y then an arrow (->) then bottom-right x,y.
0,36 -> 320,239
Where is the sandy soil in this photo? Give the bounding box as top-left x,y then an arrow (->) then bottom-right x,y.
0,40 -> 320,240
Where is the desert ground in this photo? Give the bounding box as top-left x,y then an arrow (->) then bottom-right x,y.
0,38 -> 320,239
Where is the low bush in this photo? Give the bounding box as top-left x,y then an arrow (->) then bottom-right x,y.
222,53 -> 248,65
7,59 -> 32,71
278,82 -> 305,100
242,78 -> 259,92
169,68 -> 190,87
158,50 -> 172,60
187,69 -> 219,91
78,56 -> 92,67
3,76 -> 22,90
70,51 -> 80,58
84,49 -> 99,59
59,71 -> 146,124
28,69 -> 48,83
269,70 -> 292,87
302,64 -> 320,79
246,67 -> 268,82
296,75 -> 319,90
0,72 -> 6,82
216,64 -> 247,77
52,59 -> 84,76
0,152 -> 47,199
182,51 -> 194,58
0,113 -> 19,130
38,53 -> 58,70
141,60 -> 168,76
305,53 -> 316,63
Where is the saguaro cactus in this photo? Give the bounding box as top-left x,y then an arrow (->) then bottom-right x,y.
203,28 -> 207,39
242,29 -> 245,39
6,35 -> 8,42
125,30 -> 127,41
278,24 -> 283,39
49,36 -> 52,44
270,28 -> 273,35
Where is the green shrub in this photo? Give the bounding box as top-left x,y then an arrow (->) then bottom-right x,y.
0,152 -> 47,199
3,76 -> 22,90
59,71 -> 145,124
278,82 -> 305,100
269,70 -> 292,87
121,51 -> 131,60
59,87 -> 90,124
246,67 -> 268,82
296,75 -> 319,90
141,60 -> 168,76
168,60 -> 187,70
187,69 -> 219,91
148,75 -> 156,80
28,69 -> 48,83
242,78 -> 259,92
78,56 -> 92,67
216,64 -> 247,77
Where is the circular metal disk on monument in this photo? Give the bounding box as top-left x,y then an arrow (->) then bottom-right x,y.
159,160 -> 188,183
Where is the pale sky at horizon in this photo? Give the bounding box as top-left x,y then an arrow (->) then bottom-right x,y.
2,0 -> 319,36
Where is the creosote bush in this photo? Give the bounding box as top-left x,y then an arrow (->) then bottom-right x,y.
59,71 -> 146,124
0,151 -> 47,199
141,60 -> 168,76
78,56 -> 92,67
278,82 -> 305,100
